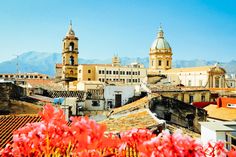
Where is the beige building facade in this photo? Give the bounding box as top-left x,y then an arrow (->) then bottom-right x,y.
164,65 -> 227,88
157,89 -> 211,104
78,59 -> 147,85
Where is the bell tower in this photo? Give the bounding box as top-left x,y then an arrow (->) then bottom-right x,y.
61,21 -> 79,89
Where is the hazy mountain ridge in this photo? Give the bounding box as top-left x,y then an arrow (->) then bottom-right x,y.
0,51 -> 235,76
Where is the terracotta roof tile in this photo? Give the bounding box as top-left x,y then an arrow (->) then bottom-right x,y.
100,109 -> 161,132
56,64 -> 63,68
0,114 -> 41,148
26,79 -> 65,91
110,96 -> 149,115
204,105 -> 236,121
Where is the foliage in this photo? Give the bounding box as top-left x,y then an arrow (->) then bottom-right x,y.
0,104 -> 234,157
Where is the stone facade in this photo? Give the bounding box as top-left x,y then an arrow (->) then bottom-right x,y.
0,82 -> 26,113
149,95 -> 207,133
164,65 -> 227,88
60,22 -> 79,89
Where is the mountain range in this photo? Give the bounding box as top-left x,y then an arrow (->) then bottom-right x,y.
0,51 -> 235,76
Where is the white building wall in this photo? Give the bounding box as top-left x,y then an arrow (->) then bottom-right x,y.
177,71 -> 208,87
201,126 -> 217,145
61,97 -> 77,115
77,81 -> 104,91
84,100 -> 105,111
104,85 -> 135,107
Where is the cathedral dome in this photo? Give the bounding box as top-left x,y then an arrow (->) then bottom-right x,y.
151,26 -> 171,50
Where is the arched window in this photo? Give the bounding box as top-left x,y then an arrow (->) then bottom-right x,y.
70,56 -> 74,65
69,42 -> 74,51
63,57 -> 65,64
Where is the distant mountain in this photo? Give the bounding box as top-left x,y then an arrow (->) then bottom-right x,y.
0,51 -> 235,76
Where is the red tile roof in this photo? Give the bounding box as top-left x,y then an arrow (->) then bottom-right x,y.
56,63 -> 63,68
0,114 -> 41,148
26,79 -> 65,91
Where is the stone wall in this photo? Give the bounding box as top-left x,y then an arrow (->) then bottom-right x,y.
0,82 -> 26,112
149,95 -> 207,133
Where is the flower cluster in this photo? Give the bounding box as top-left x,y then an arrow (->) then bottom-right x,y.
0,104 -> 234,157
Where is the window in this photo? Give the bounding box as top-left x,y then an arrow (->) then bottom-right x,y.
201,95 -> 205,102
79,70 -> 81,73
158,60 -> 162,66
152,60 -> 154,66
189,95 -> 194,104
0,75 -> 2,78
88,70 -> 91,73
70,56 -> 74,65
99,78 -> 101,81
92,101 -> 100,106
63,57 -> 65,64
102,70 -> 105,74
167,60 -> 169,66
88,78 -> 91,81
34,76 -> 38,79
188,80 -> 192,86
69,42 -> 74,51
173,94 -> 178,99
99,70 -> 101,74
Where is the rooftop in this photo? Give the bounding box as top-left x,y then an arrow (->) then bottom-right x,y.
100,109 -> 162,132
26,79 -> 65,91
109,96 -> 149,116
0,114 -> 41,148
204,105 -> 236,121
200,122 -> 236,132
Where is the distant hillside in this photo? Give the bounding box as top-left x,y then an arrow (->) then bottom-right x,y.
0,51 -> 235,76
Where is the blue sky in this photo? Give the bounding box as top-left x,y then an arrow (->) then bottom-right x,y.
0,0 -> 235,62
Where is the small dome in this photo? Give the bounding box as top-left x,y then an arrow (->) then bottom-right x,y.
151,26 -> 171,50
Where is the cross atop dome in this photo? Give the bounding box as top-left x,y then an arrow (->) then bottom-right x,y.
158,24 -> 164,38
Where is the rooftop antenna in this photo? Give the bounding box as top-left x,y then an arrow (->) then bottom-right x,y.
14,54 -> 20,75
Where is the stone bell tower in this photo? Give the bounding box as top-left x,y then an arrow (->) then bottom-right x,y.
61,21 -> 79,89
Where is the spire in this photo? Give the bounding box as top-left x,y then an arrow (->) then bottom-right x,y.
157,24 -> 164,38
67,20 -> 75,36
